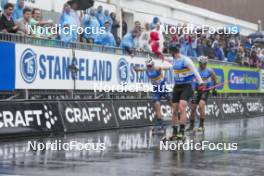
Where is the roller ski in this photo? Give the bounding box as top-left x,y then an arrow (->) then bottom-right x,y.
161,134 -> 187,144
161,125 -> 186,143
193,126 -> 205,133
151,118 -> 165,135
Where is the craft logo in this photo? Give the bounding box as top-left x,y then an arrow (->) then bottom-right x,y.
0,105 -> 58,129
117,58 -> 129,84
20,48 -> 37,83
246,101 -> 264,113
118,103 -> 155,121
222,101 -> 244,114
65,103 -> 112,124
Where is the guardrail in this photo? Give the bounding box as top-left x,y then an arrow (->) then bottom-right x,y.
0,32 -> 239,66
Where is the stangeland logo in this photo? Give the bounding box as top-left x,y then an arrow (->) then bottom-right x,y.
0,105 -> 58,129
20,48 -> 37,83
117,58 -> 129,84
65,103 -> 112,124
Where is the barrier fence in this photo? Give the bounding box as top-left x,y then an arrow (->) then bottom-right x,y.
0,98 -> 263,137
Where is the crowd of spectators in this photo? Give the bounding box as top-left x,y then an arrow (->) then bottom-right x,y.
0,0 -> 263,68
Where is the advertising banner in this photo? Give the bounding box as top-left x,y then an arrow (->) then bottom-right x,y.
207,64 -> 260,93
219,99 -> 245,119
243,98 -> 264,117
0,42 -> 15,91
0,101 -> 63,135
227,67 -> 260,92
260,69 -> 264,93
113,100 -> 155,127
160,99 -> 222,121
15,44 -> 172,91
0,41 -> 261,93
59,101 -> 118,132
0,98 -> 263,137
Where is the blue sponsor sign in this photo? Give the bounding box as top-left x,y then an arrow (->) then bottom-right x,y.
228,69 -> 259,90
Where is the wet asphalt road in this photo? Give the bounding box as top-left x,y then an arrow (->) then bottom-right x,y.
0,116 -> 264,176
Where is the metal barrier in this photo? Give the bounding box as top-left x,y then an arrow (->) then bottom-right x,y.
0,32 -> 239,66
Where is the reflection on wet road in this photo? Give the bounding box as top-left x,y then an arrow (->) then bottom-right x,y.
0,117 -> 264,176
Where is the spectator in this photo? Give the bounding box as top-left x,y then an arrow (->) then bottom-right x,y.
96,5 -> 105,27
60,23 -> 75,43
258,49 -> 264,69
212,40 -> 224,60
12,0 -> 24,22
249,46 -> 258,67
16,7 -> 31,35
196,38 -> 204,57
68,0 -> 80,27
110,12 -> 120,42
203,39 -> 215,59
104,10 -> 112,31
134,28 -> 142,51
244,37 -> 252,57
134,20 -> 141,31
187,35 -> 197,57
121,13 -> 127,37
0,3 -> 18,33
150,30 -> 161,58
44,23 -> 57,40
179,34 -> 189,56
120,30 -> 138,55
29,8 -> 52,38
227,39 -> 237,62
68,0 -> 80,41
95,20 -> 116,47
0,0 -> 7,13
236,46 -> 245,65
139,22 -> 151,52
59,3 -> 76,42
60,4 -> 73,26
81,8 -> 100,43
150,17 -> 159,30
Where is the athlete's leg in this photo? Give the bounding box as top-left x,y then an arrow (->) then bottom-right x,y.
179,100 -> 188,135
172,103 -> 179,135
198,99 -> 206,128
187,103 -> 197,130
178,84 -> 193,136
153,93 -> 164,129
171,85 -> 181,136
